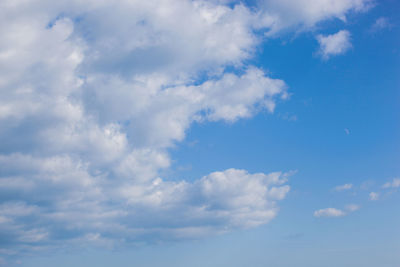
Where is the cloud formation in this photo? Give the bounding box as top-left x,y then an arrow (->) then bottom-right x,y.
382,178 -> 400,189
0,0 -> 288,258
316,30 -> 352,59
0,0 -> 372,261
314,208 -> 346,217
259,0 -> 372,34
314,204 -> 359,218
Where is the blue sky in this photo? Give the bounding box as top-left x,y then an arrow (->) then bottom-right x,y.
0,0 -> 399,266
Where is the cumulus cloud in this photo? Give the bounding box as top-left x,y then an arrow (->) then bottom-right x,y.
0,165 -> 291,254
258,0 -> 372,34
382,178 -> 400,189
0,0 -> 372,261
0,0 -> 294,259
314,204 -> 359,218
334,183 -> 353,191
316,30 -> 352,59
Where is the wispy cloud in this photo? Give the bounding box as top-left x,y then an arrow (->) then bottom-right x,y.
314,204 -> 360,218
369,192 -> 379,201
314,208 -> 346,217
382,178 -> 400,189
370,17 -> 392,32
0,0 -> 374,261
334,183 -> 353,191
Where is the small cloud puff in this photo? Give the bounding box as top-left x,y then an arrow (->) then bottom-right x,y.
316,30 -> 352,59
314,204 -> 359,218
369,192 -> 379,201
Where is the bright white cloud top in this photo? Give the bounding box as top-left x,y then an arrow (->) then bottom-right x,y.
0,0 -> 375,261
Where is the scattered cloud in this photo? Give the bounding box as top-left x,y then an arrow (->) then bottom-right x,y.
382,178 -> 400,189
370,17 -> 391,32
345,204 -> 360,212
314,208 -> 346,217
369,192 -> 379,201
334,183 -> 353,191
314,204 -> 359,218
316,30 -> 352,59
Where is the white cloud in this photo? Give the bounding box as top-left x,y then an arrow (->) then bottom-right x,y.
314,208 -> 346,217
334,183 -> 353,191
382,178 -> 400,189
314,204 -> 359,218
0,0 -> 372,259
316,30 -> 352,59
258,0 -> 372,34
369,192 -> 379,201
0,0 -> 295,258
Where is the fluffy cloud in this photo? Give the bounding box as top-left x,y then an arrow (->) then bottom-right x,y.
0,163 -> 291,254
0,0 -> 292,260
334,183 -> 353,191
258,0 -> 372,34
344,204 -> 360,212
316,30 -> 352,59
0,0 -> 372,262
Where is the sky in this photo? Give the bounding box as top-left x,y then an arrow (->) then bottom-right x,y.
0,0 -> 399,266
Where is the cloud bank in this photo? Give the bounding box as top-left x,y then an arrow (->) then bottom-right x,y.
0,0 -> 371,260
